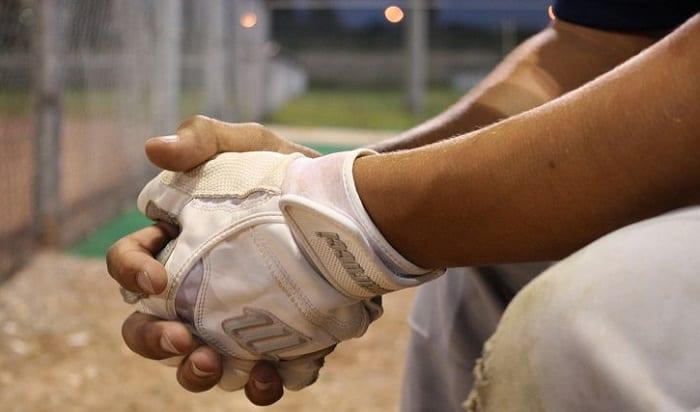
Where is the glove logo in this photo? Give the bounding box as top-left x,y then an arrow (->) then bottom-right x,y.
222,307 -> 309,359
315,231 -> 389,295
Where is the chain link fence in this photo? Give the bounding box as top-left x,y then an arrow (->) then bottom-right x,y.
0,1 -> 34,279
0,0 -> 288,280
0,0 -> 549,281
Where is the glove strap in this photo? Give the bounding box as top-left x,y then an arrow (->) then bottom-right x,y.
280,149 -> 444,299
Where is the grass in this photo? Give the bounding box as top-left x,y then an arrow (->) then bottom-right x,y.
69,209 -> 152,257
0,89 -> 214,119
0,89 -> 120,116
268,87 -> 461,130
2,87 -> 462,132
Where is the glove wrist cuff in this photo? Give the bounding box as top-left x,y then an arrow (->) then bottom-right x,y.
281,149 -> 443,299
339,149 -> 431,276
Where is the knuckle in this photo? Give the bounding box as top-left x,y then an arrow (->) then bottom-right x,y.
246,121 -> 264,130
121,316 -> 139,351
245,122 -> 269,138
177,114 -> 210,133
105,239 -> 126,272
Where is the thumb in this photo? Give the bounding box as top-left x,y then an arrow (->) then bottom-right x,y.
145,115 -> 320,171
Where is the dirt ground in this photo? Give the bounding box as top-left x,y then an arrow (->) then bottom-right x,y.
0,252 -> 416,412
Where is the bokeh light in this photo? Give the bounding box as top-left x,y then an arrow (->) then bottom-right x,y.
240,12 -> 258,28
384,6 -> 404,24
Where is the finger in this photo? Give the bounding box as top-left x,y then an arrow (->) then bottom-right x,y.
176,345 -> 223,392
145,115 -> 320,171
106,224 -> 174,294
121,312 -> 197,360
245,361 -> 284,406
217,358 -> 252,392
276,347 -> 333,391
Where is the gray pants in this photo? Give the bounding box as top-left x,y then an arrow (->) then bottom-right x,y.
402,207 -> 700,412
400,263 -> 549,412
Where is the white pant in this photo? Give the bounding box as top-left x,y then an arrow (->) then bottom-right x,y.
466,206 -> 700,411
401,264 -> 546,412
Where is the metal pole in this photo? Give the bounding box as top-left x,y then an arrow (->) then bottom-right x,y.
151,0 -> 182,135
203,0 -> 227,119
234,0 -> 270,121
406,0 -> 428,115
34,0 -> 65,245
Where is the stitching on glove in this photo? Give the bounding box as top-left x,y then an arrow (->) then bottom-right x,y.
187,195 -> 270,212
164,176 -> 280,201
251,228 -> 350,337
193,256 -> 233,356
162,211 -> 283,317
340,155 -> 404,278
159,152 -> 298,199
250,228 -> 364,342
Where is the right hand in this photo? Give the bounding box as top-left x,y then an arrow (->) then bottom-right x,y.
133,146 -> 441,393
108,116 -> 319,405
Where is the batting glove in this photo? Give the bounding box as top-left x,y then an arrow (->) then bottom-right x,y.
131,149 -> 443,391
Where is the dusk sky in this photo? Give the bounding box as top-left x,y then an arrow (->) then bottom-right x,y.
282,0 -> 551,30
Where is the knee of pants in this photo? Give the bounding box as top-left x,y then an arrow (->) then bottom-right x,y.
466,208 -> 700,412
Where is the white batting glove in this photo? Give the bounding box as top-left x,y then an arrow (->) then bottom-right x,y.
132,149 -> 443,391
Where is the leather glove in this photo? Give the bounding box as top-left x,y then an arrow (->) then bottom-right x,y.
130,149 -> 443,391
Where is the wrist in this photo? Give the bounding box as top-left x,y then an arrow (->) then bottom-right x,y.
353,152 -> 440,269
280,150 -> 442,299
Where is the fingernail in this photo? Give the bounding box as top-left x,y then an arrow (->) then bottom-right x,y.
136,271 -> 155,294
156,134 -> 178,143
191,362 -> 215,378
160,332 -> 180,355
252,378 -> 273,391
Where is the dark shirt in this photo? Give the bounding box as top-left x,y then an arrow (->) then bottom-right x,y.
553,0 -> 699,31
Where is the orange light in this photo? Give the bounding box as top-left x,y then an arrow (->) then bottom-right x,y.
547,5 -> 556,20
384,5 -> 404,24
240,12 -> 258,28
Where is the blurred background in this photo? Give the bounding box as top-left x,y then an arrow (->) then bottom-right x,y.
0,1 -> 549,410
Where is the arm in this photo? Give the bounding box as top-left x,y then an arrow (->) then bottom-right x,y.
119,20 -> 694,397
357,14 -> 700,267
103,16 -> 684,405
371,19 -> 662,153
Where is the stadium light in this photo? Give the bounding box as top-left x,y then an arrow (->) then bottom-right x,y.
384,5 -> 404,24
240,12 -> 258,28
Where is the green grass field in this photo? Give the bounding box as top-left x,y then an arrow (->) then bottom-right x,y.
2,86 -> 461,131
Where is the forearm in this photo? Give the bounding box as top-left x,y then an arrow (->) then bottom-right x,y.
371,19 -> 662,153
357,15 -> 700,268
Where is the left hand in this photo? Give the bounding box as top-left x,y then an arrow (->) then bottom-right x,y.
107,116 -> 318,405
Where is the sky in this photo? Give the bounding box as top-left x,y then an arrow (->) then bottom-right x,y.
278,0 -> 551,30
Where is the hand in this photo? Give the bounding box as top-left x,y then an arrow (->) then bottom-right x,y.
145,115 -> 319,171
107,116 -> 318,405
130,146 -> 442,397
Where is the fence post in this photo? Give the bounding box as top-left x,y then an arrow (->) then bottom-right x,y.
34,0 -> 65,245
233,0 -> 270,121
406,0 -> 428,115
151,0 -> 182,135
203,0 -> 227,120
